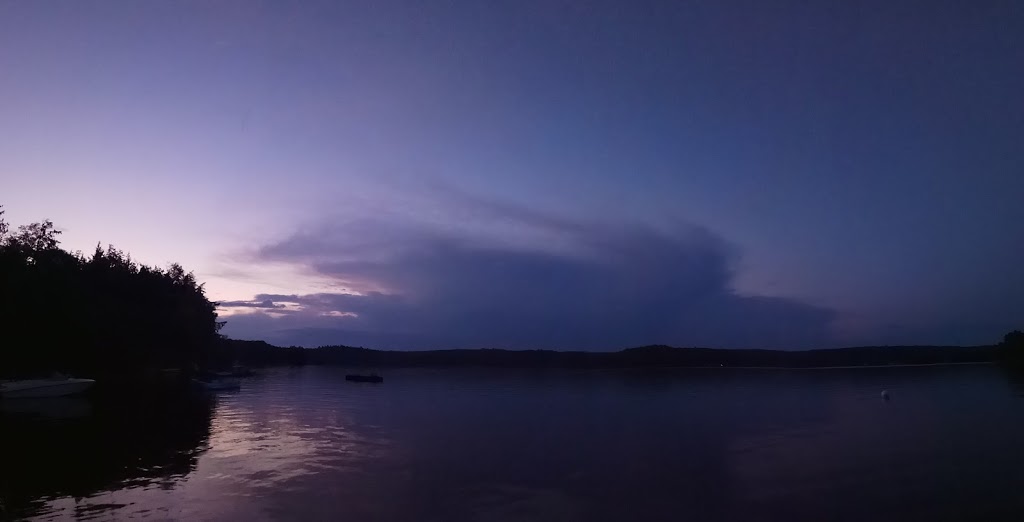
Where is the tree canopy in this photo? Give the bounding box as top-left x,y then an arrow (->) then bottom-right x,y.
1003,330 -> 1024,347
0,206 -> 223,379
999,330 -> 1024,363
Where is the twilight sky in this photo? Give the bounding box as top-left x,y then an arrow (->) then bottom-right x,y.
2,1 -> 1022,349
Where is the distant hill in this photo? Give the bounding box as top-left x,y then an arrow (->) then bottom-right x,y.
220,339 -> 309,367
223,339 -> 998,369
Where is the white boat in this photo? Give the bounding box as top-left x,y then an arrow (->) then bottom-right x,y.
0,377 -> 96,399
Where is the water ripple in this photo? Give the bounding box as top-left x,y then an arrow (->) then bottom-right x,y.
8,366 -> 1024,521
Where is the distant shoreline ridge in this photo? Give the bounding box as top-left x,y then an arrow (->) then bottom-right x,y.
223,340 -> 1002,369
666,361 -> 994,371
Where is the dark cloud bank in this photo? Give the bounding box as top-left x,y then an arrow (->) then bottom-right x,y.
221,206 -> 838,350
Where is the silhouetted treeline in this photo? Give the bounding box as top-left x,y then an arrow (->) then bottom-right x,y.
202,331 -> 1023,372
0,208 -> 221,380
291,343 -> 997,369
997,330 -> 1024,365
216,339 -> 308,367
211,329 -> 1024,371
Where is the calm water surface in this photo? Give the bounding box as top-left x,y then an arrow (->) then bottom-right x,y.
3,365 -> 1024,521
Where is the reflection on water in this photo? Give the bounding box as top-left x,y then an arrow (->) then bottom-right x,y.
999,364 -> 1024,397
1,397 -> 93,420
4,365 -> 1024,521
0,386 -> 213,520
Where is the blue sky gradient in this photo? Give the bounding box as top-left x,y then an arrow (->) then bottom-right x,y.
2,1 -> 1022,348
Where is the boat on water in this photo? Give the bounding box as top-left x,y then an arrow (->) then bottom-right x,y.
213,365 -> 255,378
345,374 -> 383,383
192,378 -> 241,391
0,377 -> 96,399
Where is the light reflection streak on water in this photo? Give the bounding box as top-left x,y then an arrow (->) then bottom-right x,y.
11,366 -> 1024,521
19,369 -> 395,521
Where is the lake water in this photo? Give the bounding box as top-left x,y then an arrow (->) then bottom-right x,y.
4,365 -> 1024,521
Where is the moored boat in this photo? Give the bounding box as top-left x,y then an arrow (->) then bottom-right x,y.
345,374 -> 383,383
0,377 -> 96,399
213,365 -> 255,378
192,378 -> 241,391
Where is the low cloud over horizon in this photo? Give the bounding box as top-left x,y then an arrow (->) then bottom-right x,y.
220,204 -> 837,350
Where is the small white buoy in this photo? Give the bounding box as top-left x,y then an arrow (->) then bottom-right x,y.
881,390 -> 890,401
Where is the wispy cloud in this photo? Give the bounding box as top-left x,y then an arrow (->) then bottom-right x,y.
218,299 -> 287,309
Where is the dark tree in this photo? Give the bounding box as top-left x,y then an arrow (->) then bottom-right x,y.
999,330 -> 1024,363
1004,330 -> 1024,347
0,205 -> 8,238
0,208 -> 223,380
4,219 -> 61,251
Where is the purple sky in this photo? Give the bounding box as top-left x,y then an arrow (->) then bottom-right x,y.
2,1 -> 1022,349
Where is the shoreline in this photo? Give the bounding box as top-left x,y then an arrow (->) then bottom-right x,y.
327,361 -> 997,372
677,361 -> 994,371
